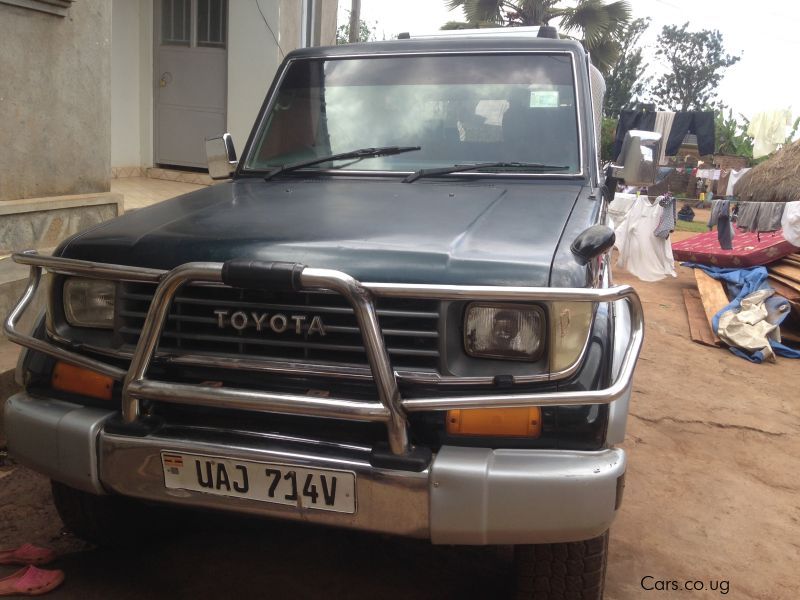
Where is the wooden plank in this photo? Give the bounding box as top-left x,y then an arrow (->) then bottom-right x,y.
780,256 -> 800,269
770,263 -> 800,284
694,269 -> 729,344
782,329 -> 800,344
683,288 -> 721,347
768,276 -> 800,302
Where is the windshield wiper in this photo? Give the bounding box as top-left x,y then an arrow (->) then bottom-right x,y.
402,162 -> 569,183
263,146 -> 421,181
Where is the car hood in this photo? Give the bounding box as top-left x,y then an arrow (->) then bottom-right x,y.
59,178 -> 584,286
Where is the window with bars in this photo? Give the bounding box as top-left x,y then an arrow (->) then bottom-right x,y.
197,0 -> 227,48
161,0 -> 191,46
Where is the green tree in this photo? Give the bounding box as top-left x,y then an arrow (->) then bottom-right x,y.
444,0 -> 631,73
603,17 -> 649,118
600,116 -> 617,161
650,23 -> 740,111
715,108 -> 753,159
336,12 -> 377,44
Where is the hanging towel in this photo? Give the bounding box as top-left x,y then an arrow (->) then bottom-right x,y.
736,202 -> 760,232
736,201 -> 787,233
654,111 -> 675,164
755,203 -> 786,233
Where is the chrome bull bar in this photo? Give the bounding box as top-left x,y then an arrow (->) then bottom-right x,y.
5,251 -> 644,456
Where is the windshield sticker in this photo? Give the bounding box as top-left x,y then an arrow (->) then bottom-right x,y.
530,91 -> 559,107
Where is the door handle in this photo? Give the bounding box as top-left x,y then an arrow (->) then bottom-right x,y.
159,72 -> 173,88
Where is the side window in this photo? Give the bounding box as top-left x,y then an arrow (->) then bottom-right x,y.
197,0 -> 227,48
161,0 -> 191,46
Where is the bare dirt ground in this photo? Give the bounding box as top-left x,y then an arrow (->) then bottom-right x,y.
1,240 -> 798,599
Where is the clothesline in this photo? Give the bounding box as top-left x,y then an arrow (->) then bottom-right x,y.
711,199 -> 787,207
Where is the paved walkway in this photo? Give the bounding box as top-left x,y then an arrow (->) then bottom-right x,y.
111,177 -> 205,212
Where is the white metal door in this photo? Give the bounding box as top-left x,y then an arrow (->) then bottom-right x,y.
155,0 -> 228,168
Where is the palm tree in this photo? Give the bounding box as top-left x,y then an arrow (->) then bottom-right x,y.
444,0 -> 631,74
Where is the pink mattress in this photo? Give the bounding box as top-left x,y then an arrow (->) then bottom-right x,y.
672,229 -> 799,267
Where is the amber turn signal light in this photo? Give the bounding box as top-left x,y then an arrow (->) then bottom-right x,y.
446,407 -> 542,438
51,361 -> 113,401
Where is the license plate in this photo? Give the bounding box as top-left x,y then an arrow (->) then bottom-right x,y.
161,452 -> 356,514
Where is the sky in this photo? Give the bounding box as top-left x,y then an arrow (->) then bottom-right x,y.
337,0 -> 799,125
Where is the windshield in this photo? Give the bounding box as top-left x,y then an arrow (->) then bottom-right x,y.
244,53 -> 581,175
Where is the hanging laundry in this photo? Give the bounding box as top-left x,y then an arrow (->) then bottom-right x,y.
607,192 -> 638,229
665,111 -> 715,156
726,168 -> 750,196
756,203 -> 787,232
717,169 -> 731,196
612,110 -> 657,158
696,168 -> 720,180
614,196 -> 677,282
615,110 -> 715,159
708,199 -> 734,250
736,201 -> 786,233
781,201 -> 800,247
654,111 -> 675,164
654,193 -> 676,239
747,109 -> 792,158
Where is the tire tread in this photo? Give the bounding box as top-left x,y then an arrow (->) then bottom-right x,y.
513,532 -> 609,600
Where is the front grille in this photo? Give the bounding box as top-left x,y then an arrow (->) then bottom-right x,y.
117,283 -> 440,371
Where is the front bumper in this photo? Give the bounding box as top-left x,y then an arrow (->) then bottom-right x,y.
5,392 -> 626,545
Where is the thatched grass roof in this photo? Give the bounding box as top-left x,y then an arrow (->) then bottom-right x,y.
734,140 -> 800,202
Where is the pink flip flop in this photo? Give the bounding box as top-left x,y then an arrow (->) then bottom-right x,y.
0,566 -> 64,596
0,544 -> 56,566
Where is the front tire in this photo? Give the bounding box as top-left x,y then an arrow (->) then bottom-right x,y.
51,480 -> 173,546
513,531 -> 609,599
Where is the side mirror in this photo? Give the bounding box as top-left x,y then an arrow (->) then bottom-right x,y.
611,130 -> 663,186
571,225 -> 615,266
205,133 -> 238,179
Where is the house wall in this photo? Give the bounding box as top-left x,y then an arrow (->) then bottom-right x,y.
111,0 -> 142,167
138,0 -> 154,168
110,0 -> 337,170
227,0 -> 337,157
0,1 -> 112,201
110,0 -> 153,170
318,0 -> 338,46
226,0 -> 284,151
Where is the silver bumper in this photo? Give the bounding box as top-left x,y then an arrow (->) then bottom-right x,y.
5,392 -> 625,545
6,252 -> 644,458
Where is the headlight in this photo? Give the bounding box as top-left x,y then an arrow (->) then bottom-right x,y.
464,303 -> 545,361
63,278 -> 115,329
549,302 -> 593,372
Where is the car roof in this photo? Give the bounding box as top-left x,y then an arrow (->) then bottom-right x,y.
285,37 -> 585,60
